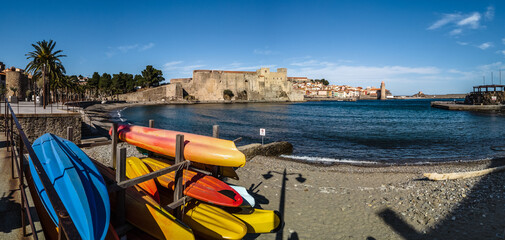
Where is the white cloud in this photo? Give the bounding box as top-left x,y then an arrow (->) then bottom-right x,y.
477,62 -> 505,72
117,44 -> 139,52
449,28 -> 462,36
163,61 -> 205,76
253,47 -> 278,55
502,38 -> 505,45
105,43 -> 155,57
140,43 -> 155,51
457,12 -> 481,29
427,13 -> 460,30
485,6 -> 495,20
456,41 -> 469,46
502,51 -> 505,56
478,42 -> 493,50
428,6 -> 493,36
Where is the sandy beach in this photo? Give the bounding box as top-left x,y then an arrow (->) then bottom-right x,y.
83,137 -> 505,240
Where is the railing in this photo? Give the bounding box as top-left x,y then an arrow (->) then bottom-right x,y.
3,98 -> 82,240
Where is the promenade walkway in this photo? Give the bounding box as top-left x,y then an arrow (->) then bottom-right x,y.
0,133 -> 45,239
0,102 -> 73,114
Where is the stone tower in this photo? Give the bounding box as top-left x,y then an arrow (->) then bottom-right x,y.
6,67 -> 29,100
380,81 -> 386,100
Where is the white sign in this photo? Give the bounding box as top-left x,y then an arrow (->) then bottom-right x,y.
492,96 -> 497,101
260,128 -> 266,136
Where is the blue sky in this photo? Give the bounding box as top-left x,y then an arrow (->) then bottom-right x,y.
1,0 -> 504,95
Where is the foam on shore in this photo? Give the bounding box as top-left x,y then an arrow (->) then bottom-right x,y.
280,155 -> 379,165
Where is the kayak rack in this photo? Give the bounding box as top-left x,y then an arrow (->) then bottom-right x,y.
109,123 -> 194,236
3,98 -> 82,240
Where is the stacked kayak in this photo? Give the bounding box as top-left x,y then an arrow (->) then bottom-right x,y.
29,133 -> 110,240
107,124 -> 283,238
112,124 -> 246,167
140,157 -> 283,234
142,157 -> 242,207
126,157 -> 247,239
95,159 -> 195,240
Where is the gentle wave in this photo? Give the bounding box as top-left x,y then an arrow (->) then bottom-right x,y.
117,107 -> 128,122
280,155 -> 379,165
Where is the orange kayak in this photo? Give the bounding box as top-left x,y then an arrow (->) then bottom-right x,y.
111,124 -> 246,167
141,157 -> 243,207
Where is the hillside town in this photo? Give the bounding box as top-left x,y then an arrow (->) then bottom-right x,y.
292,79 -> 392,100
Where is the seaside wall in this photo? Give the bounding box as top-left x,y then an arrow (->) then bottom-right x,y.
16,113 -> 82,143
172,68 -> 305,102
116,83 -> 183,102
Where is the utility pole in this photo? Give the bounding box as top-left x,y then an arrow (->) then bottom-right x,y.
483,75 -> 485,85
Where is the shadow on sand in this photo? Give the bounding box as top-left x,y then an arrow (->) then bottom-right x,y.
377,158 -> 505,239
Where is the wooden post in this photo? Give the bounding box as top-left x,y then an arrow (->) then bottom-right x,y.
116,148 -> 126,226
67,126 -> 73,142
19,134 -> 25,236
212,125 -> 220,138
174,134 -> 184,219
111,123 -> 118,169
212,125 -> 220,177
149,119 -> 154,128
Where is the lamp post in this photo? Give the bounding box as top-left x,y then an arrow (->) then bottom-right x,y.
263,169 -> 306,240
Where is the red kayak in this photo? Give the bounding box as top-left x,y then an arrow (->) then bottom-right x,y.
110,124 -> 246,167
142,157 -> 243,207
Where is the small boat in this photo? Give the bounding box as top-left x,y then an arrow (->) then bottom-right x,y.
29,133 -> 110,240
111,124 -> 246,167
141,157 -> 243,207
126,157 -> 247,240
95,160 -> 195,240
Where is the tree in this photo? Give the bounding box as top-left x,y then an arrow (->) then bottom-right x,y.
134,74 -> 143,88
141,65 -> 164,87
88,72 -> 100,98
25,40 -> 66,108
223,89 -> 234,100
99,73 -> 112,96
313,78 -> 329,86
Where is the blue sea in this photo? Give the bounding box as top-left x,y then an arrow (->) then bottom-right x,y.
118,99 -> 505,164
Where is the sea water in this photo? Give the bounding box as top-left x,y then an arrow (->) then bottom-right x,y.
119,99 -> 505,164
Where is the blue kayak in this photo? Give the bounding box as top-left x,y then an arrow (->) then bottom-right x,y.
29,133 -> 110,240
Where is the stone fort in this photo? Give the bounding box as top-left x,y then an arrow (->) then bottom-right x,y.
171,68 -> 305,102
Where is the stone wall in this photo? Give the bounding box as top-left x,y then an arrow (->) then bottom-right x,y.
172,68 -> 305,102
116,84 -> 183,102
16,113 -> 82,143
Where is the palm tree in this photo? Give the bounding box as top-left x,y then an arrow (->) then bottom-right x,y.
25,40 -> 66,108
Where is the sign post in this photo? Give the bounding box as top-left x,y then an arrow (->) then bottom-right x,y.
260,128 -> 265,145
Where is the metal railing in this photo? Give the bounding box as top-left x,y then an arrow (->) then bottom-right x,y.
3,98 -> 82,240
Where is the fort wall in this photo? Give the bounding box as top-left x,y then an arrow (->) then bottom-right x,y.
172,68 -> 304,102
116,83 -> 183,102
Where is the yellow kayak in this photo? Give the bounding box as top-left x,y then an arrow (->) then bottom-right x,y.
232,209 -> 283,233
95,160 -> 195,240
128,157 -> 247,240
